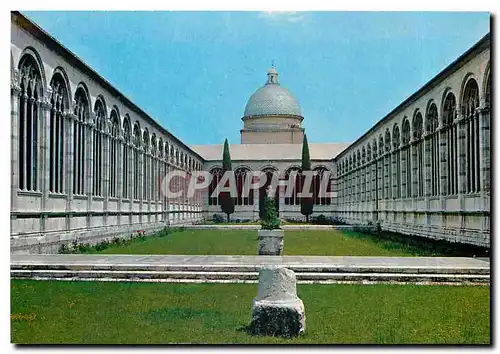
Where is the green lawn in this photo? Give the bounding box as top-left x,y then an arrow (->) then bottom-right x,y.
84,229 -> 444,256
11,280 -> 490,344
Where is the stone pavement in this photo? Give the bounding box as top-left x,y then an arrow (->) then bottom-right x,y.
185,224 -> 360,230
11,254 -> 490,285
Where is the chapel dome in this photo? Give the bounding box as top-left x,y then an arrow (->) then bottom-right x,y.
243,67 -> 303,118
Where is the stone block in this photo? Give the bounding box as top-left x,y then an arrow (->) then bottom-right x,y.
257,229 -> 284,255
250,267 -> 305,337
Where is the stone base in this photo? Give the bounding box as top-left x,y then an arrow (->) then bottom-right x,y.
258,229 -> 284,255
250,298 -> 305,337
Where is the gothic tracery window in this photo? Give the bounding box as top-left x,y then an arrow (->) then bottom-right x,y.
313,167 -> 331,205
122,118 -> 131,199
462,78 -> 481,193
402,118 -> 411,198
235,167 -> 254,205
49,72 -> 67,194
384,129 -> 391,199
443,92 -> 457,195
158,138 -> 164,201
151,135 -> 157,201
208,167 -> 223,206
142,130 -> 150,200
133,123 -> 141,199
284,167 -> 302,205
392,124 -> 401,199
109,110 -> 120,198
413,112 -> 424,197
92,99 -> 105,197
426,102 -> 439,196
18,54 -> 42,191
73,87 -> 89,195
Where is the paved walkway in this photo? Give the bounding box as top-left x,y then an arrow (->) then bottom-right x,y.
184,224 -> 359,230
11,254 -> 489,284
11,254 -> 489,270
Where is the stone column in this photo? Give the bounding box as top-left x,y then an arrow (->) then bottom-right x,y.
278,178 -> 286,219
138,147 -> 144,224
391,150 -> 397,199
424,133 -> 432,197
117,136 -> 123,226
39,93 -> 52,234
66,111 -> 76,232
86,115 -> 95,229
411,139 -> 418,198
103,126 -> 110,227
10,71 -> 21,211
457,114 -> 467,196
479,104 -> 490,194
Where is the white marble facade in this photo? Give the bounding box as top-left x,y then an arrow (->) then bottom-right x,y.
10,12 -> 490,253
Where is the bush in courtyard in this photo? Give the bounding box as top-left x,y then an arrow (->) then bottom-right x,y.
260,194 -> 281,230
213,214 -> 225,223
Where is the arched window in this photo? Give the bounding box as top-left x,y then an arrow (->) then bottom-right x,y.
151,135 -> 157,201
443,92 -> 457,195
142,130 -> 150,200
366,144 -> 372,201
92,99 -> 105,197
73,87 -> 89,195
413,111 -> 424,197
356,150 -> 361,202
158,138 -> 164,201
462,78 -> 480,193
384,129 -> 391,199
392,124 -> 401,199
378,136 -> 384,200
313,167 -> 331,205
348,155 -> 353,202
361,147 -> 366,201
133,123 -> 141,200
48,72 -> 68,194
109,110 -> 120,198
284,167 -> 302,205
122,118 -> 131,199
372,140 -> 378,201
234,167 -> 254,206
402,118 -> 411,198
18,54 -> 42,191
208,167 -> 223,206
426,103 -> 439,196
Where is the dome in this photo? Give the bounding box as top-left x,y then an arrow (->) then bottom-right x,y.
243,67 -> 302,118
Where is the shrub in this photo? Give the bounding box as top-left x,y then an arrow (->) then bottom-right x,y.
260,195 -> 281,230
213,214 -> 225,224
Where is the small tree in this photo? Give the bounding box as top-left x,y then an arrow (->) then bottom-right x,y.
300,134 -> 313,222
220,138 -> 234,222
260,188 -> 281,230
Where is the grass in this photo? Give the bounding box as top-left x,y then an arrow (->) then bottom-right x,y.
11,280 -> 490,344
82,229 -> 454,256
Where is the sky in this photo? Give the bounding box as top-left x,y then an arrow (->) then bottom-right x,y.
23,11 -> 490,145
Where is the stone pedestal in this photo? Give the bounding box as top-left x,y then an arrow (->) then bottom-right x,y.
258,229 -> 284,255
250,267 -> 305,337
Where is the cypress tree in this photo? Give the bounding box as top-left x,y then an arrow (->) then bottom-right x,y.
220,138 -> 235,222
300,134 -> 313,222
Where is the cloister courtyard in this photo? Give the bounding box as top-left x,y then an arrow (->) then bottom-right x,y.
11,226 -> 490,344
9,11 -> 491,346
